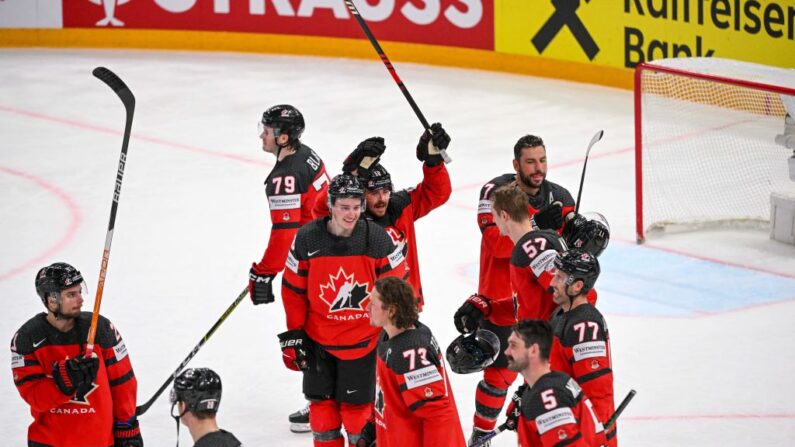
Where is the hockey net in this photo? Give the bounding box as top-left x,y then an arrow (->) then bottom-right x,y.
635,57 -> 795,243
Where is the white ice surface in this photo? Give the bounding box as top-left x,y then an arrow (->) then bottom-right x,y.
1,49 -> 794,446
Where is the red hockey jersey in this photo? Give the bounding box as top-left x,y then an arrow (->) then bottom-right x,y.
517,371 -> 604,447
314,163 -> 451,307
477,174 -> 574,302
505,230 -> 567,323
10,312 -> 138,447
550,303 -> 616,445
373,322 -> 465,447
282,218 -> 407,360
255,144 -> 329,275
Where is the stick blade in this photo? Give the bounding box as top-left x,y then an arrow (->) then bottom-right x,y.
93,67 -> 135,108
589,129 -> 604,147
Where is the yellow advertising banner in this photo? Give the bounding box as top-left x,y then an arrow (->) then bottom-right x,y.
496,0 -> 795,70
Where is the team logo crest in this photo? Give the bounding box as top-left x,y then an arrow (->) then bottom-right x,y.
375,382 -> 385,416
70,381 -> 99,405
89,0 -> 131,27
319,268 -> 370,312
557,429 -> 568,440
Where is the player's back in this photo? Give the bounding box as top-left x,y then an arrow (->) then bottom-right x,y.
517,371 -> 603,447
549,303 -> 614,433
510,229 -> 567,321
374,322 -> 465,447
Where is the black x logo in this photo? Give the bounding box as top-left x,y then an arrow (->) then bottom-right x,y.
532,0 -> 599,61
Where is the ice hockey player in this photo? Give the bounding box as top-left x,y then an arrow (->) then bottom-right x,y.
313,123 -> 452,308
279,173 -> 407,447
548,250 -> 616,446
170,368 -> 242,447
503,319 -> 604,447
457,182 -> 568,330
10,262 -> 143,447
247,104 -> 330,432
469,135 -> 575,443
356,277 -> 465,447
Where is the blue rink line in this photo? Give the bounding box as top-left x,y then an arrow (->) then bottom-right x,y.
597,243 -> 795,317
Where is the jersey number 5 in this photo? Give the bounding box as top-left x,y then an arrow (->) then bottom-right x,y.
541,389 -> 557,410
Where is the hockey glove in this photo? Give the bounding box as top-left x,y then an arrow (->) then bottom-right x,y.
416,122 -> 451,166
249,264 -> 276,305
52,354 -> 99,396
453,294 -> 491,334
343,137 -> 386,177
355,420 -> 376,447
561,212 -> 586,242
504,384 -> 527,431
532,201 -> 564,231
278,329 -> 312,372
114,417 -> 144,447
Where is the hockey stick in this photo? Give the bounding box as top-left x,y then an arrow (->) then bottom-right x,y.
470,388 -> 636,447
136,286 -> 249,416
343,0 -> 452,164
86,67 -> 135,357
605,389 -> 636,431
574,130 -> 604,215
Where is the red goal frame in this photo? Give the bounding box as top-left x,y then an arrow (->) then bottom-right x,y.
634,61 -> 795,244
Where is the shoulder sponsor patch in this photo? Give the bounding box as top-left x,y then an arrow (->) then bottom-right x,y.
478,200 -> 493,214
530,249 -> 558,277
535,406 -> 577,434
572,341 -> 607,361
11,353 -> 25,369
113,340 -> 128,361
388,244 -> 405,269
268,194 -> 301,211
285,251 -> 299,273
403,364 -> 442,390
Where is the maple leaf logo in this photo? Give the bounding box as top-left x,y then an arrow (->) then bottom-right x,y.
319,268 -> 370,312
70,381 -> 99,405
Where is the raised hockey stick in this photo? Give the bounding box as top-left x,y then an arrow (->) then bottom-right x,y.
86,67 -> 135,357
574,130 -> 604,215
136,287 -> 249,416
470,389 -> 636,447
343,0 -> 452,164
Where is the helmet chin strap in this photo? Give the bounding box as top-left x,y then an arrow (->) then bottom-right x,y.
275,132 -> 295,159
49,293 -> 70,320
563,280 -> 580,311
171,402 -> 188,447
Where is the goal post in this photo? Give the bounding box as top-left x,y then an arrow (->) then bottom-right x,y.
634,57 -> 795,244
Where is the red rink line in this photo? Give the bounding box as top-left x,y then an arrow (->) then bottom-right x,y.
0,165 -> 82,282
0,105 -> 272,168
0,104 -> 274,282
625,413 -> 795,422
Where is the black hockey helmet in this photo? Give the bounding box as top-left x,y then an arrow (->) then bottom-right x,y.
446,329 -> 500,374
35,262 -> 84,307
554,249 -> 600,293
564,212 -> 610,257
261,104 -> 305,145
327,173 -> 365,207
170,368 -> 222,414
362,164 -> 393,192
